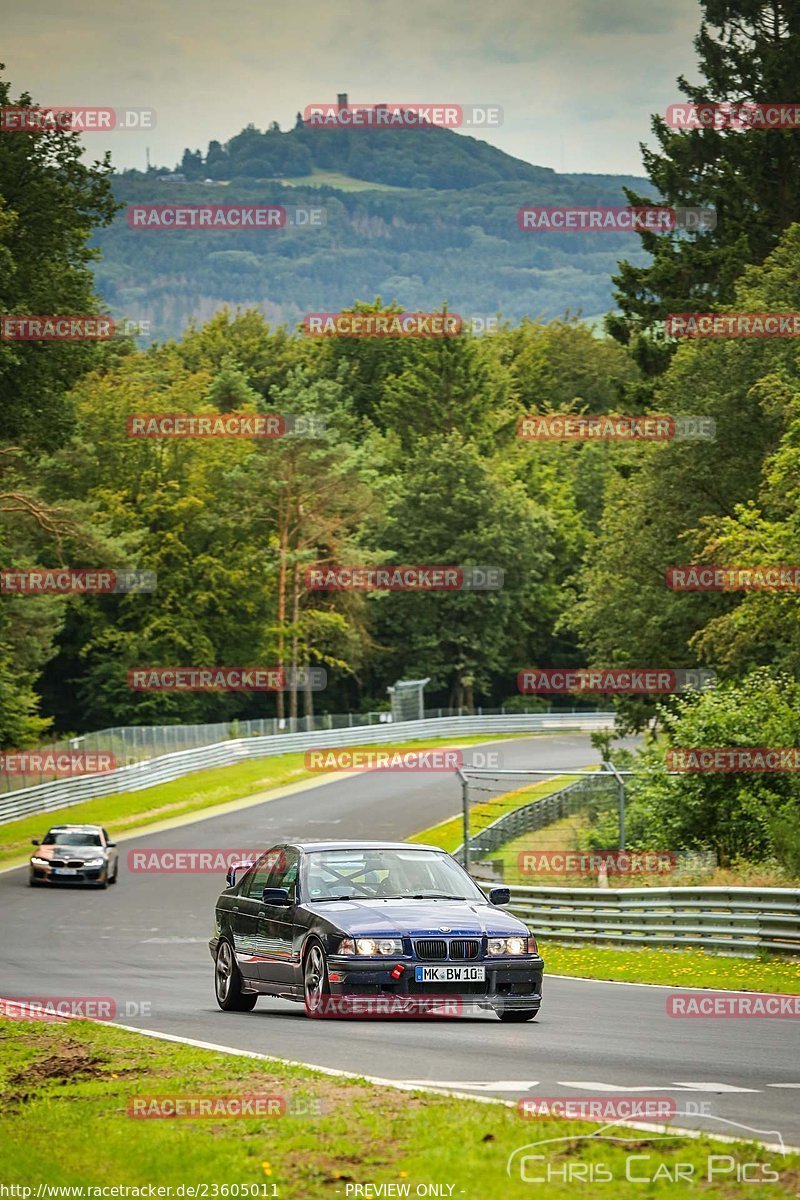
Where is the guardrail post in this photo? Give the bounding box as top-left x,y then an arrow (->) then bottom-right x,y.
459,770 -> 470,876
601,759 -> 627,851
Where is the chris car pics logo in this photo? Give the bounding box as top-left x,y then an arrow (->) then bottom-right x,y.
507,1119 -> 786,1185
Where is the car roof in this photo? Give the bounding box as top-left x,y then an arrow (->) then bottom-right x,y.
47,824 -> 103,831
289,841 -> 445,853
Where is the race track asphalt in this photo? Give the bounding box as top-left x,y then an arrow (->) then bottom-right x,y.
2,733 -> 797,1149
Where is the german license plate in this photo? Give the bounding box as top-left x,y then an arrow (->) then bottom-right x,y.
415,965 -> 485,983
52,867 -> 78,875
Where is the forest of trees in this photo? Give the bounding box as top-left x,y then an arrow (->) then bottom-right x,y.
96,170 -> 654,342
3,1 -> 800,870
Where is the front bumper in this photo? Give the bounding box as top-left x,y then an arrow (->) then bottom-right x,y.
30,863 -> 106,884
326,954 -> 544,1011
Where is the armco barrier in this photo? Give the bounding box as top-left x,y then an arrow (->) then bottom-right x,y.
467,775 -> 610,859
503,884 -> 800,957
0,712 -> 614,826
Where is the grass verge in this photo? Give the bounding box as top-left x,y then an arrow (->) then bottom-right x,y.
276,168 -> 411,190
543,943 -> 800,993
1,1016 -> 797,1197
408,772 -> 585,854
0,735 -> 524,869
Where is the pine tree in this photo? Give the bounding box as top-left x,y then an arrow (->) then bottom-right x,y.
609,1 -> 800,375
206,356 -> 261,413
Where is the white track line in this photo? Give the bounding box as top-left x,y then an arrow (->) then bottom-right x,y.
76,1022 -> 800,1153
547,973 -> 798,995
1,999 -> 795,1152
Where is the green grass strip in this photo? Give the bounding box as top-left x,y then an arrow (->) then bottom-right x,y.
1,1016 -> 797,1196
0,735 -> 523,868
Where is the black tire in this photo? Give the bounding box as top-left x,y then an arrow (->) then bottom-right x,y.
109,862 -> 118,884
96,870 -> 109,889
214,939 -> 258,1011
303,940 -> 331,1018
496,1008 -> 539,1023
29,875 -> 40,887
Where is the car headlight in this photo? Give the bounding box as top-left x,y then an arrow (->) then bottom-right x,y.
486,936 -> 537,956
83,858 -> 105,867
30,857 -> 49,867
338,937 -> 404,957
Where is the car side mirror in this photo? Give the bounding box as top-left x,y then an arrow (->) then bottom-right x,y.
262,886 -> 291,906
31,839 -> 40,846
106,841 -> 116,849
488,886 -> 510,906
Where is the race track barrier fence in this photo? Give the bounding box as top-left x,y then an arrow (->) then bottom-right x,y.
463,773 -> 613,860
0,712 -> 614,825
501,884 -> 800,957
456,774 -> 797,957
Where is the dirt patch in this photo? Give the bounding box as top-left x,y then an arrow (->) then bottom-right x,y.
222,1071 -> 429,1119
279,1148 -> 384,1185
8,1042 -> 107,1091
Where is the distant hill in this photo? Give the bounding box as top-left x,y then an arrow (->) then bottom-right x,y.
171,105 -> 568,191
95,115 -> 656,342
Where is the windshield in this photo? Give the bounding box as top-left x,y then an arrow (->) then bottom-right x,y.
43,831 -> 102,847
302,848 -> 484,902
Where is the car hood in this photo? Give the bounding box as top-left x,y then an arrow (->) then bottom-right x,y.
307,898 -> 528,937
32,845 -> 105,860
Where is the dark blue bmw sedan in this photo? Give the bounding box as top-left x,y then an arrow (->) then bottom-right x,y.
209,841 -> 544,1021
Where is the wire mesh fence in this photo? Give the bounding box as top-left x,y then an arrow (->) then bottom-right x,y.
460,769 -> 618,877
0,702 -> 608,794
458,767 -> 717,888
0,714 -> 387,794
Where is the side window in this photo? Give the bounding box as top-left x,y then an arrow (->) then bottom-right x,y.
243,850 -> 280,899
267,849 -> 299,902
102,828 -> 111,846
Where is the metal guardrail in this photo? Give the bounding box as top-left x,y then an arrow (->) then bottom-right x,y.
503,884 -> 800,957
0,712 -> 615,826
468,775 -> 610,858
1,706 -> 612,793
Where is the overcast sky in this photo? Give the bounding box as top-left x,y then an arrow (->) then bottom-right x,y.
5,0 -> 704,176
